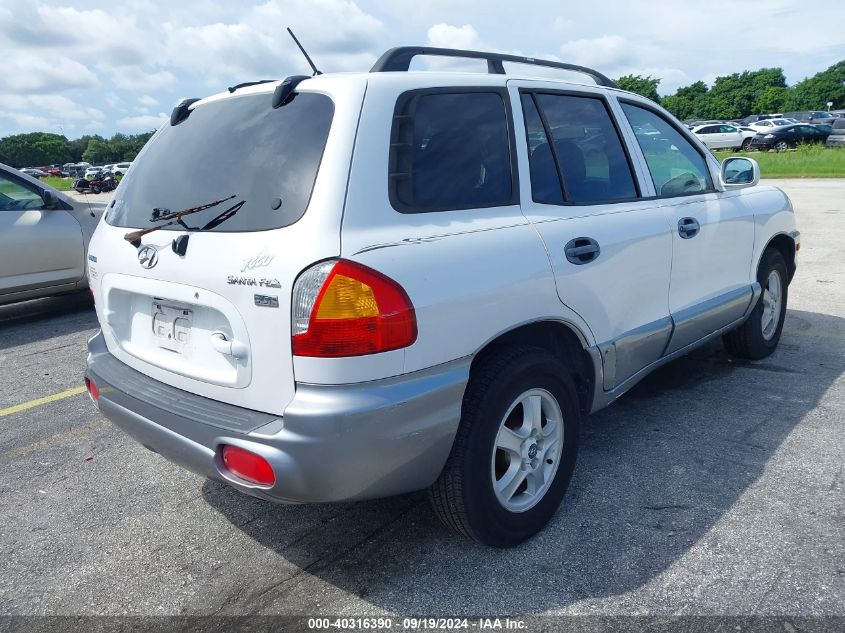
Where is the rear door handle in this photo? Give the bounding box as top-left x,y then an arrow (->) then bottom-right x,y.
678,217 -> 700,239
565,237 -> 601,265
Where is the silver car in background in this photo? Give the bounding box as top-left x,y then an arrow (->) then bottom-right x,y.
0,162 -> 103,305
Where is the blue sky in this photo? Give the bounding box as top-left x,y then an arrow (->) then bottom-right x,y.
1,0 -> 843,138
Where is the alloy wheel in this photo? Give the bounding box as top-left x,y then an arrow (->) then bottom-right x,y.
491,388 -> 564,512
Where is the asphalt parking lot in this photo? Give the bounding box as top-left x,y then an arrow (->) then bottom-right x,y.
1,180 -> 843,618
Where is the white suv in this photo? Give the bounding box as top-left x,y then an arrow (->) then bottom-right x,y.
84,47 -> 799,547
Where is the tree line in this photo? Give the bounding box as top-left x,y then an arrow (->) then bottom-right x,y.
616,60 -> 844,121
0,131 -> 155,170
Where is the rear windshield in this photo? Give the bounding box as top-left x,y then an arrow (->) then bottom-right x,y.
108,92 -> 334,232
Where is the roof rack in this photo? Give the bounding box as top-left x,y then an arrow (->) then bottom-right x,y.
370,46 -> 618,89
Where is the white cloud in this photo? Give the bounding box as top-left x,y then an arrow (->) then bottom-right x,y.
116,113 -> 168,131
426,23 -> 484,50
0,55 -> 97,94
0,0 -> 843,136
552,17 -> 572,34
158,0 -> 386,82
0,94 -> 104,134
105,66 -> 177,91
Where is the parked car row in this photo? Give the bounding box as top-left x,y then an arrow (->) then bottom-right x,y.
16,162 -> 133,180
738,111 -> 840,126
82,162 -> 133,179
690,117 -> 840,152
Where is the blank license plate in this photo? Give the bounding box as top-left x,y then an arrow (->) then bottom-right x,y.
152,302 -> 193,352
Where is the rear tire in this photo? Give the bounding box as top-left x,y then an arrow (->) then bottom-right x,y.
723,247 -> 788,360
429,346 -> 580,547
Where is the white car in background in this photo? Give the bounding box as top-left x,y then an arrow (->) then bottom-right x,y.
111,162 -> 132,177
85,166 -> 106,179
748,118 -> 795,133
692,123 -> 744,150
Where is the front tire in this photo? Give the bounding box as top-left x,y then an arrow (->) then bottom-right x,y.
429,346 -> 580,547
741,138 -> 752,151
775,140 -> 789,152
723,247 -> 788,359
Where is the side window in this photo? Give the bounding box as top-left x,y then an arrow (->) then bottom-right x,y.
522,92 -> 638,204
390,91 -> 514,212
721,125 -> 737,133
620,102 -> 714,198
520,93 -> 563,204
0,173 -> 44,211
699,126 -> 717,134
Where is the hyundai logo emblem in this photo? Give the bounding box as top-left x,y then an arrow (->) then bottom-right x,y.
137,245 -> 159,269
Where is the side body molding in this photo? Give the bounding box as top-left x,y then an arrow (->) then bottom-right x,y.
592,282 -> 760,408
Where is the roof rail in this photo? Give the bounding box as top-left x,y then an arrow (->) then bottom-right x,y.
370,46 -> 618,88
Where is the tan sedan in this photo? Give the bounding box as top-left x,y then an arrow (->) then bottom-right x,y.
0,162 -> 103,305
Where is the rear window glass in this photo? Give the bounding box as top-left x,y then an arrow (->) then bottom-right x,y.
108,92 -> 333,232
389,91 -> 514,213
530,93 -> 637,204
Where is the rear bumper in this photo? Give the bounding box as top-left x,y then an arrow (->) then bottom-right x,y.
86,331 -> 469,503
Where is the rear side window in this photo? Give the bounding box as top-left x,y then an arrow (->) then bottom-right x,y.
620,102 -> 714,198
108,92 -> 333,232
389,90 -> 515,213
521,92 -> 638,205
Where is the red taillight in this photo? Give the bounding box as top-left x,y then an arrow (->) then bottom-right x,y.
291,259 -> 417,357
85,377 -> 99,401
221,445 -> 275,486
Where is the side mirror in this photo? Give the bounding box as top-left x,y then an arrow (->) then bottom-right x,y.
41,189 -> 58,209
720,156 -> 760,189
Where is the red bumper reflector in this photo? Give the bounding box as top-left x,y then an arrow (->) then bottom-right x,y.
221,445 -> 275,486
85,377 -> 99,401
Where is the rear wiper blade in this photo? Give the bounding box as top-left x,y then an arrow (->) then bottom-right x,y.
123,194 -> 237,247
199,199 -> 246,231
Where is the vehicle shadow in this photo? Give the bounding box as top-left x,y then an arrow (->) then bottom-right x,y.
0,292 -> 97,349
201,308 -> 843,614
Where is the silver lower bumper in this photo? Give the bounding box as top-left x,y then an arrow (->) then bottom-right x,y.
86,331 -> 469,503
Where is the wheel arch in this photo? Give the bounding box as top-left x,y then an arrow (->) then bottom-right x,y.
761,232 -> 796,283
470,320 -> 596,415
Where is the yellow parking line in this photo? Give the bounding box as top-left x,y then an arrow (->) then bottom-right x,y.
0,386 -> 88,418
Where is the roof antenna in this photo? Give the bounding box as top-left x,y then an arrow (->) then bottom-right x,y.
287,28 -> 322,76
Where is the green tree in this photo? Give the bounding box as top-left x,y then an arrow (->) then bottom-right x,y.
754,86 -> 789,113
82,138 -> 114,164
784,60 -> 845,111
706,68 -> 787,119
615,74 -> 661,102
68,135 -> 103,162
662,80 -> 709,120
0,132 -> 71,168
